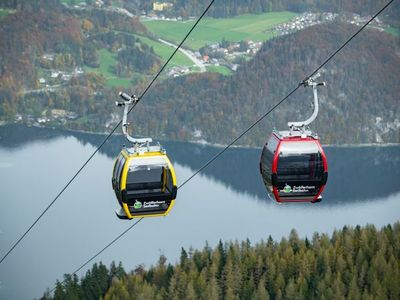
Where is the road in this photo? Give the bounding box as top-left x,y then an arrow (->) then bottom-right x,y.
158,39 -> 206,72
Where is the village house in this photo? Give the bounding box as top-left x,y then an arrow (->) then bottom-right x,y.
153,2 -> 173,12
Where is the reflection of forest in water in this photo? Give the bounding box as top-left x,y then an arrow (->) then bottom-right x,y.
1,124 -> 399,204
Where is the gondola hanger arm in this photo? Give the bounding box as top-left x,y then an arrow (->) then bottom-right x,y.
288,73 -> 326,130
117,92 -> 152,145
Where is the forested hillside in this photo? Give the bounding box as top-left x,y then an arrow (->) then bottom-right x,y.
133,22 -> 400,145
43,223 -> 400,299
0,0 -> 157,128
0,0 -> 398,145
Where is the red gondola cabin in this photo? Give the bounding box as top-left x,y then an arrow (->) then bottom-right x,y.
260,131 -> 328,203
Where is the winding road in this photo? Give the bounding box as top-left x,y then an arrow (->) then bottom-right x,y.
158,39 -> 206,72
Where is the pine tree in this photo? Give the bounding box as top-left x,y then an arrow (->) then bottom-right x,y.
103,277 -> 129,300
273,273 -> 285,299
53,280 -> 65,300
184,282 -> 197,300
252,278 -> 270,300
180,247 -> 188,268
166,271 -> 179,300
206,276 -> 220,300
347,275 -> 361,300
284,278 -> 297,300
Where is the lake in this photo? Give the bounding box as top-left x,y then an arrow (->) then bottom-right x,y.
0,125 -> 399,299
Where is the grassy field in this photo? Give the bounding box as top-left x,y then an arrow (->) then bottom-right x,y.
386,26 -> 400,37
142,11 -> 297,49
83,36 -> 200,87
0,8 -> 15,19
206,65 -> 232,76
134,35 -> 193,66
82,12 -> 298,81
59,0 -> 79,5
112,30 -> 195,66
85,49 -> 132,88
60,0 -> 125,7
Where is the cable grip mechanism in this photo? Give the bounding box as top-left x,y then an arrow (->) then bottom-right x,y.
288,73 -> 326,131
116,92 -> 152,145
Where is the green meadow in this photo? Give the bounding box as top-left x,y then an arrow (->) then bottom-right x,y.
85,49 -> 132,88
112,29 -> 194,67
81,12 -> 299,83
206,65 -> 232,76
134,35 -> 193,66
0,8 -> 15,19
59,0 -> 77,5
386,26 -> 400,37
84,35 -> 202,87
142,11 -> 297,49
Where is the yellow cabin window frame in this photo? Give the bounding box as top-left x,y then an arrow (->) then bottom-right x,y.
119,150 -> 177,219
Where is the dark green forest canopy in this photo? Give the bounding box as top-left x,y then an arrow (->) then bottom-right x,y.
43,223 -> 400,300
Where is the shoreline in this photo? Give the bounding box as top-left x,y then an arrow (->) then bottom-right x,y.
1,121 -> 399,149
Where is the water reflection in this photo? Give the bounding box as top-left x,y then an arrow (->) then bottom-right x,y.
0,125 -> 399,299
1,125 -> 398,205
164,141 -> 400,204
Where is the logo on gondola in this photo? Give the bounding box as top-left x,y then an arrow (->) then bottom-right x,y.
293,185 -> 315,192
133,201 -> 142,209
283,184 -> 292,193
144,201 -> 165,208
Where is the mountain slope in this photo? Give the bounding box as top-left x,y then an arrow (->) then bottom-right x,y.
0,0 -> 150,122
0,6 -> 398,145
134,22 -> 399,145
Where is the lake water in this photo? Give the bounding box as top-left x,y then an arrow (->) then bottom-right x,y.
0,125 -> 399,299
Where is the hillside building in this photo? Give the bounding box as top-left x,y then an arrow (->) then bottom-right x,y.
153,2 -> 173,11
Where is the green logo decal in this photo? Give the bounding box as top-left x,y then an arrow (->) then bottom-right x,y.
133,201 -> 142,209
283,184 -> 292,193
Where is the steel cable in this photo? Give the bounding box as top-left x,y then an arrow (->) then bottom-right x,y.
46,0 -> 395,293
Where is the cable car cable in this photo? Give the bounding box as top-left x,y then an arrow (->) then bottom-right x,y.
49,218 -> 143,294
0,0 -> 216,266
179,85 -> 302,189
305,0 -> 395,82
136,0 -> 216,104
45,0 -> 394,291
181,0 -> 395,189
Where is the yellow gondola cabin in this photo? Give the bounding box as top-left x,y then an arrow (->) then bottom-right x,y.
112,92 -> 177,219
